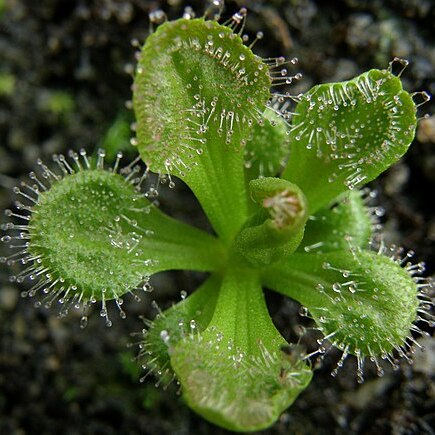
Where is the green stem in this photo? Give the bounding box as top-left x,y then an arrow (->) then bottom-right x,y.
207,263 -> 284,354
184,145 -> 249,245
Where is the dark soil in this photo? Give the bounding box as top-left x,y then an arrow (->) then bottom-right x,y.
0,1 -> 434,434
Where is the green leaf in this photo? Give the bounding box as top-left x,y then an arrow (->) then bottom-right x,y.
235,177 -> 308,265
99,111 -> 135,162
282,69 -> 417,213
27,167 -> 223,309
133,18 -> 272,242
244,107 -> 289,180
298,190 -> 373,253
139,275 -> 221,385
170,265 -> 312,431
264,248 -> 420,358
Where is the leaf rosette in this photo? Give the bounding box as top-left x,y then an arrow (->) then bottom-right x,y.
3,10 -> 432,433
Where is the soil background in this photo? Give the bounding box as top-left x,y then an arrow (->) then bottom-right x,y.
0,1 -> 434,434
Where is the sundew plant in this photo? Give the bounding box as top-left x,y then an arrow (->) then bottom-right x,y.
2,4 -> 434,432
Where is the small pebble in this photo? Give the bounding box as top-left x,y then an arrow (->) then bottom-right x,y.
413,336 -> 435,376
0,286 -> 19,311
417,115 -> 435,144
